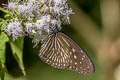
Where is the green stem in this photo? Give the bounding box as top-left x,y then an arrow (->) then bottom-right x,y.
0,7 -> 12,15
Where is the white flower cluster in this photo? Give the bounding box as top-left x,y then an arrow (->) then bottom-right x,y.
4,0 -> 73,45
4,21 -> 23,41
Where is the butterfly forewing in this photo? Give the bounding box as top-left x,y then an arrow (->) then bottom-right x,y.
57,32 -> 94,74
39,32 -> 94,74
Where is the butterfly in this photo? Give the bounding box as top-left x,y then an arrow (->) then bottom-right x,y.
39,29 -> 95,74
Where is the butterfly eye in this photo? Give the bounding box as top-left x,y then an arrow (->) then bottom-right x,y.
39,32 -> 95,74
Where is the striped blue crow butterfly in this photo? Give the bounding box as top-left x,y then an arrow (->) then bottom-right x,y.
39,25 -> 95,74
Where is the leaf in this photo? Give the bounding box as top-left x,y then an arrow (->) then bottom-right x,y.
4,14 -> 12,19
0,20 -> 8,31
0,33 -> 9,63
9,37 -> 26,76
0,32 -> 9,43
0,63 -> 5,80
0,18 -> 4,22
0,32 -> 9,80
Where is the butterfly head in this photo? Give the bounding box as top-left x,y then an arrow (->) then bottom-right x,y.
49,24 -> 61,35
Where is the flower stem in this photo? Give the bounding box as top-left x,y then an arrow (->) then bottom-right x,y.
0,7 -> 12,15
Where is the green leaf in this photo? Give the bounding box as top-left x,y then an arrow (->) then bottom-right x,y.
0,32 -> 9,80
0,20 -> 8,31
4,14 -> 12,19
0,32 -> 9,64
0,32 -> 9,42
0,63 -> 5,80
0,18 -> 3,22
9,37 -> 26,76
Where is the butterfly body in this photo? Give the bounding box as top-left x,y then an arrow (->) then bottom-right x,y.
39,32 -> 95,74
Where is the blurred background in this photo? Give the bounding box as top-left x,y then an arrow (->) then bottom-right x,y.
0,0 -> 120,80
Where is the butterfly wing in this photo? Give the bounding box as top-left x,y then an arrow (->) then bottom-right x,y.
39,34 -> 70,68
57,32 -> 95,74
39,32 -> 94,74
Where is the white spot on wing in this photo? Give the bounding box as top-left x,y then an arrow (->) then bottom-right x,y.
76,68 -> 78,71
82,58 -> 84,60
80,62 -> 82,64
69,66 -> 72,69
72,48 -> 75,52
87,66 -> 90,69
46,60 -> 48,63
74,55 -> 77,59
83,55 -> 85,58
81,50 -> 83,53
70,52 -> 72,55
75,62 -> 77,65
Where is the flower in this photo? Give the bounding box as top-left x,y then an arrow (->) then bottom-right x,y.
63,8 -> 73,24
7,2 -> 17,11
3,1 -> 17,11
4,21 -> 23,41
39,15 -> 51,30
25,21 -> 48,45
52,0 -> 73,23
3,0 -> 73,45
17,4 -> 33,16
17,0 -> 41,17
27,0 -> 40,13
25,23 -> 38,36
51,19 -> 61,31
